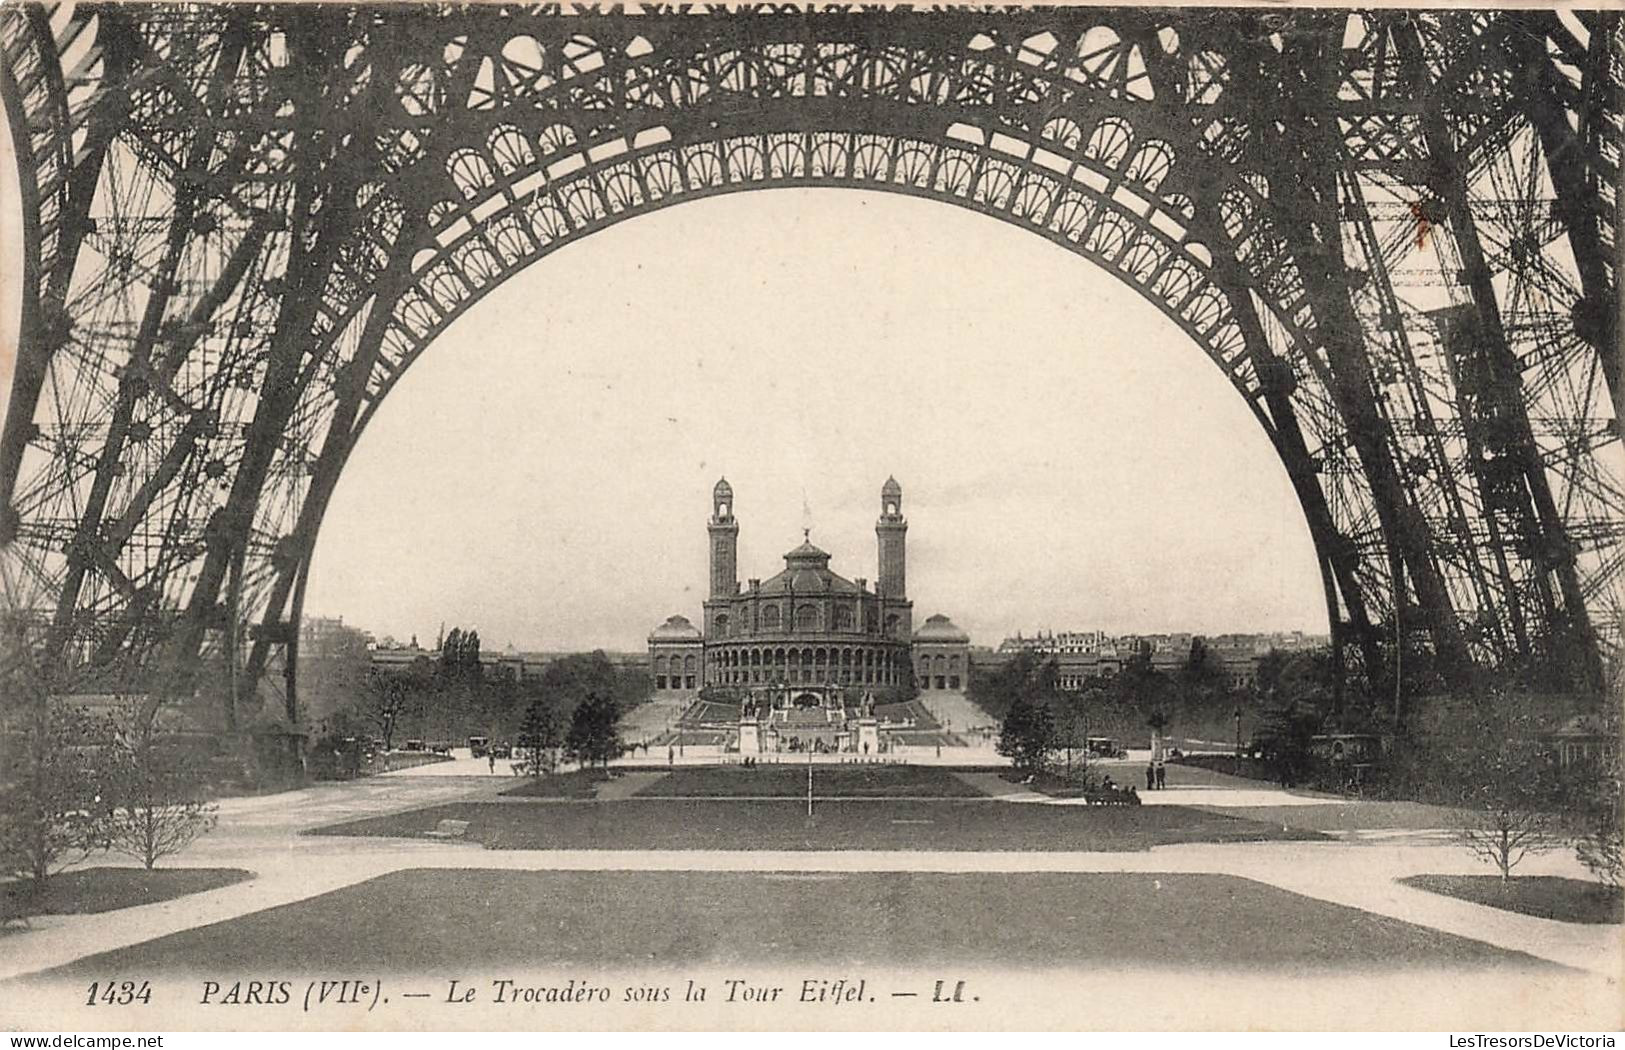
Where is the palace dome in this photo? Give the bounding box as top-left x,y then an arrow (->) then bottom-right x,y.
913,613 -> 969,643
756,536 -> 861,595
649,614 -> 703,641
784,538 -> 830,563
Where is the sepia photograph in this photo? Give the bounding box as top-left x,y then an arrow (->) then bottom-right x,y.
0,0 -> 1620,1034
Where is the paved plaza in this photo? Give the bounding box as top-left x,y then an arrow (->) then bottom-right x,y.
1,755 -> 1619,1029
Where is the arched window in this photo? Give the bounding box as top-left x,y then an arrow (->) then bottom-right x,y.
715,613 -> 730,637
795,604 -> 820,631
884,614 -> 900,637
835,605 -> 855,630
762,606 -> 782,630
684,654 -> 696,672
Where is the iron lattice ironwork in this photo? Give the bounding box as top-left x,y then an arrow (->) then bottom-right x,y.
0,4 -> 1620,726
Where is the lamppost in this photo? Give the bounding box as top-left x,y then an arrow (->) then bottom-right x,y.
1233,706 -> 1243,776
1064,701 -> 1076,777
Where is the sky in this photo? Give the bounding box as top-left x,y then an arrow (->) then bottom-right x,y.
302,188 -> 1328,653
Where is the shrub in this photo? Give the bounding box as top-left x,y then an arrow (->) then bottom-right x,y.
101,714 -> 218,870
0,705 -> 113,885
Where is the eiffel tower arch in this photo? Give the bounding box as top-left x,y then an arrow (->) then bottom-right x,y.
1,5 -> 1620,731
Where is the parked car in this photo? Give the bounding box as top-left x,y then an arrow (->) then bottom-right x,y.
490,742 -> 512,759
403,739 -> 425,752
468,736 -> 490,758
1086,736 -> 1127,759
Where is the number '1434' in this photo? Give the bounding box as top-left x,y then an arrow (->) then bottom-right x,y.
86,981 -> 152,1006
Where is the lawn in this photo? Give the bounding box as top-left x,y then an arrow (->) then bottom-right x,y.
19,869 -> 1550,976
1401,875 -> 1623,925
500,768 -> 615,798
2,868 -> 252,924
310,798 -> 1320,851
632,764 -> 985,798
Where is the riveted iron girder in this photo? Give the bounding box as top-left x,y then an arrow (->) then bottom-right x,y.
1,5 -> 1619,729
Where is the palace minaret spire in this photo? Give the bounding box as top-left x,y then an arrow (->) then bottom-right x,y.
876,476 -> 907,600
709,477 -> 739,599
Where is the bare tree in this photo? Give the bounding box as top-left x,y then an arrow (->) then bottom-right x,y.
101,702 -> 218,870
518,698 -> 562,777
1455,785 -> 1560,883
364,671 -> 411,751
1447,695 -> 1562,883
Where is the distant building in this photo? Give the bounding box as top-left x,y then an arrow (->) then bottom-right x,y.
649,477 -> 974,695
913,614 -> 970,691
996,628 -> 1328,690
369,637 -> 647,682
648,615 -> 704,696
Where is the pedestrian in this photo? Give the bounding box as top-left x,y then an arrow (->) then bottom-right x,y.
1155,762 -> 1166,790
1145,764 -> 1155,791
487,754 -> 495,775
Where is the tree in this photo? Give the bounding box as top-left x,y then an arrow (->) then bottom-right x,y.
1123,640 -> 1154,679
439,627 -> 463,676
565,691 -> 622,768
363,671 -> 411,750
1254,648 -> 1291,699
1567,703 -> 1622,890
968,651 -> 1061,724
517,698 -> 563,776
0,704 -> 112,886
1116,642 -> 1171,715
997,694 -> 1056,775
1183,638 -> 1225,684
1572,752 -> 1622,889
1147,709 -> 1171,756
1056,690 -> 1092,774
1445,695 -> 1562,883
437,626 -> 482,683
1254,700 -> 1319,788
296,618 -> 373,733
101,703 -> 217,870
